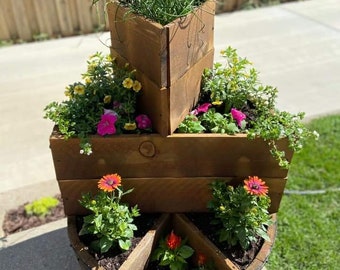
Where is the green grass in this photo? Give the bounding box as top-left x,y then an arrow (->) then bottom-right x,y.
266,114 -> 340,270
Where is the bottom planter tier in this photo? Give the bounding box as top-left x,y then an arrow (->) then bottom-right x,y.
67,213 -> 277,270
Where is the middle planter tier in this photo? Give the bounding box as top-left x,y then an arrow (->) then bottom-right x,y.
50,131 -> 293,216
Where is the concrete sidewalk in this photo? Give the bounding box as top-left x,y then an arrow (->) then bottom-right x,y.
1,0 -> 340,269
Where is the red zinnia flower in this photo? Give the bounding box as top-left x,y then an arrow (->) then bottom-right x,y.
166,231 -> 181,250
98,174 -> 121,192
244,176 -> 269,196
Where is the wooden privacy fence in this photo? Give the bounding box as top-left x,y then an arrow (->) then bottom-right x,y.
0,0 -> 109,42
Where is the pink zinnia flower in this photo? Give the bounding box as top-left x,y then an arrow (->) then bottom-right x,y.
231,108 -> 246,127
135,114 -> 152,129
244,176 -> 269,196
97,113 -> 117,136
191,103 -> 211,115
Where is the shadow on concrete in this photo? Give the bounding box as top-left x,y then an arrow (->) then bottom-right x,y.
0,228 -> 80,270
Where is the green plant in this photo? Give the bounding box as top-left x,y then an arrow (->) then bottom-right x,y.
44,52 -> 152,155
24,196 -> 59,217
79,173 -> 140,254
177,46 -> 319,168
208,177 -> 272,250
151,230 -> 194,270
93,0 -> 206,25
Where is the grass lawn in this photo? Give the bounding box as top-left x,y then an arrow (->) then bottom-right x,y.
266,114 -> 340,269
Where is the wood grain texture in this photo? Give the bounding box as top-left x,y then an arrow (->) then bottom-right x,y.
107,0 -> 215,88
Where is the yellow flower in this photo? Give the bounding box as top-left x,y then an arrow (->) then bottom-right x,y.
212,100 -> 223,106
132,80 -> 142,92
64,87 -> 71,97
106,55 -> 113,62
124,122 -> 137,131
122,78 -> 134,89
74,84 -> 85,95
84,77 -> 92,84
87,63 -> 97,72
103,95 -> 111,104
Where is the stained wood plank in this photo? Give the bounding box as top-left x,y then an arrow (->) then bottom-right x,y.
50,132 -> 292,180
58,177 -> 286,215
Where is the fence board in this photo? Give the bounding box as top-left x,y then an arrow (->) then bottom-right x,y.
55,0 -> 73,36
77,0 -> 93,34
2,0 -> 17,39
0,7 -> 10,40
33,0 -> 54,37
11,0 -> 32,41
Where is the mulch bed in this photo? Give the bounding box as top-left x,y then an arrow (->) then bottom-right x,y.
2,194 -> 65,236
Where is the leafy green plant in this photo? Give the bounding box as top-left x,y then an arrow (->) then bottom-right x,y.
208,177 -> 272,250
79,173 -> 140,254
24,196 -> 59,217
94,0 -> 206,25
178,46 -> 319,168
44,52 -> 152,155
151,230 -> 194,270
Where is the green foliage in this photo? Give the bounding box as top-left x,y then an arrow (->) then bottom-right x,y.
177,114 -> 206,133
79,187 -> 140,254
178,46 -> 319,168
208,181 -> 272,250
100,0 -> 206,25
24,196 -> 59,217
151,231 -> 194,270
44,52 -> 147,155
267,115 -> 340,269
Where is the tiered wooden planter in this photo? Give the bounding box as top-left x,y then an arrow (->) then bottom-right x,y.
107,1 -> 215,135
51,2 -> 293,269
50,129 -> 293,216
68,213 -> 277,270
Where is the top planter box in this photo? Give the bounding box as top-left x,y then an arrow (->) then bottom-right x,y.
107,0 -> 215,88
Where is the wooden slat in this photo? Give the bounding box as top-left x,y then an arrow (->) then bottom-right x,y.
50,132 -> 292,180
77,0 -> 93,33
55,0 -> 73,36
58,177 -> 287,215
46,0 -> 61,35
2,0 -> 18,39
69,0 -> 80,31
10,0 -> 32,41
0,6 -> 11,40
33,0 -> 54,37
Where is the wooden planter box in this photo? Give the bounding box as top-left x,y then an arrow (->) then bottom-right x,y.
50,129 -> 293,216
67,213 -> 170,270
68,213 -> 277,270
107,0 -> 215,88
167,213 -> 278,270
107,1 -> 215,135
